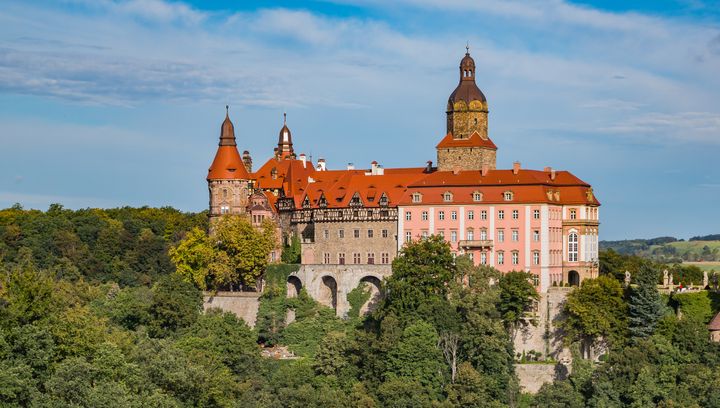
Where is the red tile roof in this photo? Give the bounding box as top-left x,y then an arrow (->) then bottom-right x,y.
436,131 -> 497,150
207,146 -> 250,180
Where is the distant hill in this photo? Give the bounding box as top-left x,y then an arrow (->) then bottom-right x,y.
600,236 -> 720,262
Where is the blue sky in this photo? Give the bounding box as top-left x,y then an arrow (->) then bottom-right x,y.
0,0 -> 719,240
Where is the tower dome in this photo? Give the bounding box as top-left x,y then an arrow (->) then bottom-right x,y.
448,47 -> 487,105
276,112 -> 294,159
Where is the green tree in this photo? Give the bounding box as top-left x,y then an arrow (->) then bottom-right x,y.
281,235 -> 301,264
169,227 -> 221,290
147,275 -> 202,338
384,320 -> 446,398
214,216 -> 276,289
497,271 -> 539,340
561,275 -> 627,358
379,235 -> 456,324
628,264 -> 665,339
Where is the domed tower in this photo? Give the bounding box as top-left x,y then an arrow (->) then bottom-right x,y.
437,47 -> 497,171
276,112 -> 295,159
207,107 -> 251,219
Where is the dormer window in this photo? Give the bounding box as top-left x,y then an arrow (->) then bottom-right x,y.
570,209 -> 577,220
379,193 -> 389,207
350,192 -> 363,207
443,192 -> 453,202
503,191 -> 514,201
472,191 -> 482,202
271,167 -> 278,180
412,193 -> 422,203
318,194 -> 328,208
302,196 -> 311,209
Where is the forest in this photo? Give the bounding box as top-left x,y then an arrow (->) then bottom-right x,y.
1,205 -> 720,407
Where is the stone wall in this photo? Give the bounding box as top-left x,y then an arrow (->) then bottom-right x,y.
437,147 -> 496,172
203,291 -> 261,328
514,287 -> 571,360
446,100 -> 488,139
291,264 -> 392,317
304,220 -> 398,265
515,363 -> 567,394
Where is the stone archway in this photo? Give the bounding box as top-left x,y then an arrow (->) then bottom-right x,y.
359,276 -> 382,315
568,270 -> 580,287
287,276 -> 302,298
319,276 -> 338,310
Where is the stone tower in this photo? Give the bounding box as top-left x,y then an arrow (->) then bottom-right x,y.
437,48 -> 497,172
207,107 -> 251,219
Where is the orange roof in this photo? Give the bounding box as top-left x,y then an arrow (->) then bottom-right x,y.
436,131 -> 497,150
400,169 -> 600,206
252,156 -> 316,197
207,146 -> 249,180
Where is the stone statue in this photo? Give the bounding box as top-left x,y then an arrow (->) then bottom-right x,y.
669,273 -> 674,287
704,271 -> 709,288
624,271 -> 631,287
663,269 -> 669,286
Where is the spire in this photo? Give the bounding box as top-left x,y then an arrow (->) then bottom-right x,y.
219,105 -> 236,146
449,48 -> 486,104
277,112 -> 294,159
208,106 -> 249,180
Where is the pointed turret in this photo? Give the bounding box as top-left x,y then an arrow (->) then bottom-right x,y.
276,112 -> 294,159
208,106 -> 250,180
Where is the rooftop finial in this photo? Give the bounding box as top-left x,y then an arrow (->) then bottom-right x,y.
466,41 -> 470,55
225,104 -> 229,117
283,111 -> 287,125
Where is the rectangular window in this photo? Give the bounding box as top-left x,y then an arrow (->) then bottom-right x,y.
381,253 -> 389,264
512,229 -> 519,242
339,253 -> 345,265
421,211 -> 428,221
382,229 -> 388,238
451,211 -> 457,220
498,210 -> 505,220
367,253 -> 375,264
512,252 -> 519,265
481,210 -> 487,220
405,211 -> 412,221
467,230 -> 474,240
354,229 -> 360,238
439,211 -> 445,221
338,229 -> 345,239
480,229 -> 487,240
468,210 -> 474,220
451,230 -> 457,242
481,252 -> 487,265
533,209 -> 540,219
498,252 -> 504,265
368,229 -> 374,238
405,231 -> 412,242
533,230 -> 540,242
323,229 -> 329,239
324,253 -> 330,264
570,209 -> 577,220
533,251 -> 540,265
422,230 -> 429,238
498,229 -> 505,242
438,230 -> 445,238
353,253 -> 361,264
512,210 -> 519,220
468,252 -> 474,261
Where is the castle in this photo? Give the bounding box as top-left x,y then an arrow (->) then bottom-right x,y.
206,49 -> 600,316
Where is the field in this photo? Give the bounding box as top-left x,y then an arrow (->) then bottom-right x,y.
683,261 -> 720,272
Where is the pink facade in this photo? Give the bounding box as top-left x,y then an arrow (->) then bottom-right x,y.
398,202 -> 599,292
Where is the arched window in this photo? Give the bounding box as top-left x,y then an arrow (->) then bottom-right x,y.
568,233 -> 578,262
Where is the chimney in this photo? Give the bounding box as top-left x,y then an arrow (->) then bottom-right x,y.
425,160 -> 433,173
452,166 -> 460,175
513,161 -> 521,175
481,164 -> 489,176
242,150 -> 253,173
551,169 -> 556,181
370,160 -> 384,175
299,153 -> 307,168
543,166 -> 552,172
317,158 -> 326,171
347,163 -> 355,170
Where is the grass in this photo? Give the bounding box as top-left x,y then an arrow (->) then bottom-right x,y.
684,261 -> 720,272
